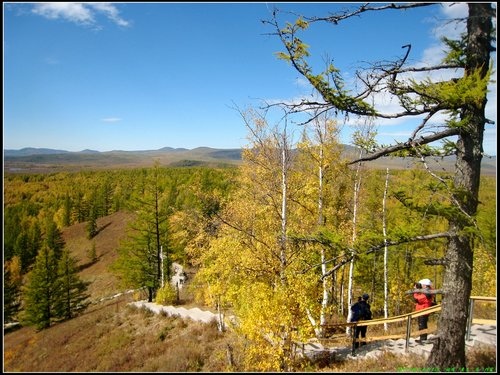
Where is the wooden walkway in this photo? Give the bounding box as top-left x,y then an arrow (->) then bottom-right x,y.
317,296 -> 496,355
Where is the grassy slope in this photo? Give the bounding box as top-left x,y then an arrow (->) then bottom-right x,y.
65,211 -> 132,300
3,211 -> 237,372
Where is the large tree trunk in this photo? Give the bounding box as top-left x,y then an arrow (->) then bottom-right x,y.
427,3 -> 492,369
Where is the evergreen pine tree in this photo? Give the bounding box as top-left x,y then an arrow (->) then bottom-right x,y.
86,205 -> 98,239
4,258 -> 22,323
63,193 -> 72,227
28,220 -> 43,267
44,219 -> 65,259
112,163 -> 170,302
22,245 -> 59,330
54,249 -> 90,320
14,230 -> 31,272
87,241 -> 98,263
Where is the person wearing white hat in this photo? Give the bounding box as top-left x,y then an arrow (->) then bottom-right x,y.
419,279 -> 432,287
413,280 -> 434,343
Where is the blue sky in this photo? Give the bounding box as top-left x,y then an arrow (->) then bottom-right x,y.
3,2 -> 497,156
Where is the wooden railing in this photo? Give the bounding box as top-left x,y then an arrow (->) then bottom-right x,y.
466,296 -> 497,340
319,296 -> 496,355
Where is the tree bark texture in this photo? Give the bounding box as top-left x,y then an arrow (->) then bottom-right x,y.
427,3 -> 493,370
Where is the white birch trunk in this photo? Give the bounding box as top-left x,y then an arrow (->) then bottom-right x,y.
382,168 -> 390,331
346,151 -> 362,334
160,245 -> 164,288
280,131 -> 287,284
318,143 -> 329,333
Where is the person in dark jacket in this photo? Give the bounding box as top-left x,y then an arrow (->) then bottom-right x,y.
413,279 -> 434,343
350,293 -> 372,348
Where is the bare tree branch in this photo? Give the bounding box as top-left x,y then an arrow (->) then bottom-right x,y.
297,231 -> 451,280
424,258 -> 447,266
320,254 -> 354,280
348,127 -> 461,164
303,3 -> 438,24
364,232 -> 452,255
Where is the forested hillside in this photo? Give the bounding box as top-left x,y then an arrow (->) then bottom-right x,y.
4,152 -> 496,370
4,209 -> 242,372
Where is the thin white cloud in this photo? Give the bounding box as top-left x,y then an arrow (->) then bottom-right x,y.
378,131 -> 413,137
101,117 -> 122,123
439,2 -> 468,20
419,44 -> 448,67
32,3 -> 94,24
294,77 -> 311,89
89,3 -> 129,27
43,56 -> 60,65
32,2 -> 129,28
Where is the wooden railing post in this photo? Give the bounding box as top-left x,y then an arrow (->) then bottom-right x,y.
351,323 -> 356,355
405,315 -> 412,351
466,298 -> 475,341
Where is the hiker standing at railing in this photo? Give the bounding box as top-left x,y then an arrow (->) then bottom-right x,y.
350,293 -> 372,348
413,279 -> 434,344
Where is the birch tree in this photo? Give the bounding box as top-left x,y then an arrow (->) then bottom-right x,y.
193,109 -> 317,370
382,168 -> 390,330
293,113 -> 351,336
345,121 -> 377,332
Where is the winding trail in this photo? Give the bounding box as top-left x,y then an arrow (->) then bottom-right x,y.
131,301 -> 496,361
130,300 -> 219,324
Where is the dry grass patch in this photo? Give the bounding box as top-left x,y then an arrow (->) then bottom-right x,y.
4,297 -> 242,372
466,345 -> 497,371
312,345 -> 496,373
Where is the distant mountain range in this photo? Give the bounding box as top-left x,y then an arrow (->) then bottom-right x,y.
3,146 -> 244,173
4,146 -> 190,157
4,146 -> 496,176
